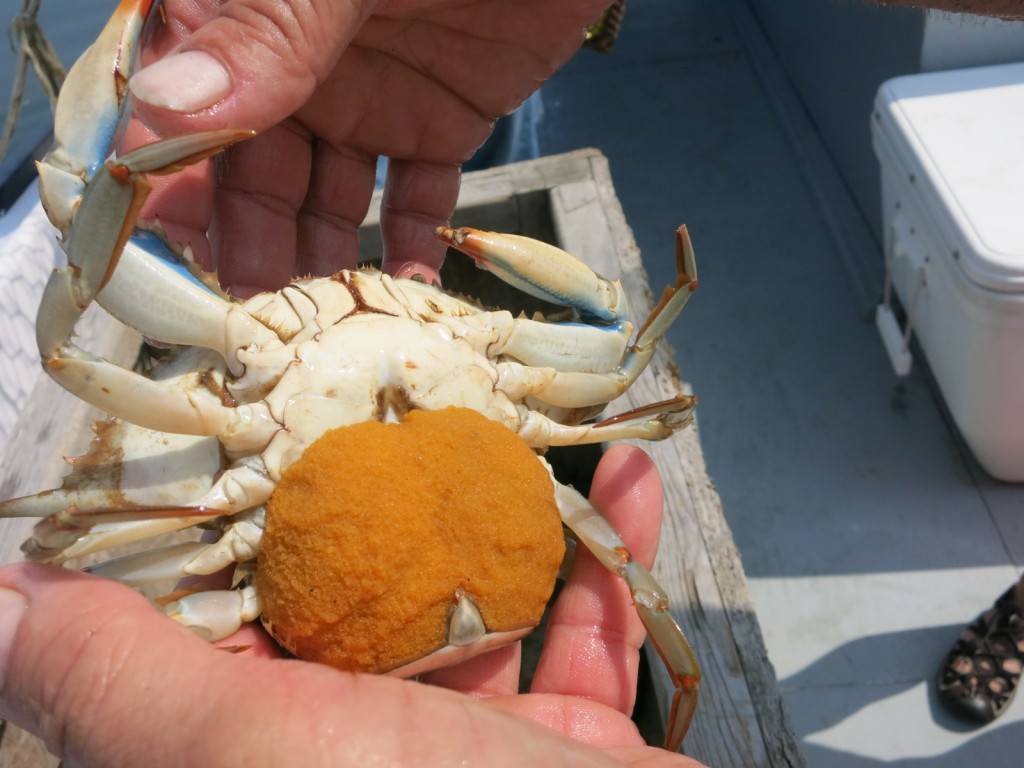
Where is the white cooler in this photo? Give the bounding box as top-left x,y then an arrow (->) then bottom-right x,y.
872,62 -> 1024,481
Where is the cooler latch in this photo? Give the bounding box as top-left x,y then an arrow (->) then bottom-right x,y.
875,212 -> 926,377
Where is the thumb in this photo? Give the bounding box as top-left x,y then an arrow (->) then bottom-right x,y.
129,0 -> 373,132
0,563 -> 223,764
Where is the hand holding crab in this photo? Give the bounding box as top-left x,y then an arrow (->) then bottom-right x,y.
126,0 -> 615,295
1,0 -> 704,755
0,447 -> 706,768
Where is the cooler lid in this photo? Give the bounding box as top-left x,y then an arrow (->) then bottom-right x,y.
874,63 -> 1024,292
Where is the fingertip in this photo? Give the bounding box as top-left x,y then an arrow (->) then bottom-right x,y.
590,446 -> 664,553
393,261 -> 443,287
132,1 -> 358,131
595,443 -> 658,482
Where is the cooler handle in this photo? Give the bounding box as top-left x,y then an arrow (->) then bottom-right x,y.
876,213 -> 926,377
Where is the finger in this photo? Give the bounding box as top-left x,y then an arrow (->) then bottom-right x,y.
420,642 -> 521,698
213,621 -> 284,659
130,0 -> 368,133
126,1 -> 341,290
210,123 -> 312,296
0,564 -> 629,768
380,159 -> 461,282
604,744 -> 710,768
296,143 -> 379,277
587,446 -> 664,570
488,692 -> 646,750
530,446 -> 664,716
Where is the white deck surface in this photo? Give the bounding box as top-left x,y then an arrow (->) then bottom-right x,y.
537,1 -> 1024,765
2,0 -> 1024,765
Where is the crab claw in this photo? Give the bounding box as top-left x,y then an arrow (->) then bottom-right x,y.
436,226 -> 628,324
29,1 -> 273,383
36,0 -> 159,236
36,129 -> 254,365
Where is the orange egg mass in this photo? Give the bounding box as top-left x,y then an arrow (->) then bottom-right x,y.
256,406 -> 565,673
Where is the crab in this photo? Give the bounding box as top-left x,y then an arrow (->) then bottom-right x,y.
0,0 -> 703,752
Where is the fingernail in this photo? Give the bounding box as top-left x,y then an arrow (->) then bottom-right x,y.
130,50 -> 232,113
0,585 -> 28,688
395,262 -> 442,288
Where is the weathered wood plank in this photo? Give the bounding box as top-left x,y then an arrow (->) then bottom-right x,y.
547,150 -> 804,768
0,722 -> 59,768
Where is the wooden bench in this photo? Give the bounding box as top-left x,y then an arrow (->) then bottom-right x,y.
0,149 -> 804,767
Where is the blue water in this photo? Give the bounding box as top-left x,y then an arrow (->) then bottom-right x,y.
0,0 -> 111,191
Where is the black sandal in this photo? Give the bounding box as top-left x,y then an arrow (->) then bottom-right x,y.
937,584 -> 1024,724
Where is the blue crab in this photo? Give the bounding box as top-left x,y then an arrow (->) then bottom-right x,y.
0,0 -> 702,750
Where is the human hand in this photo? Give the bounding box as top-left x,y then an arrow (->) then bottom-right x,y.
0,445 -> 706,767
125,0 -> 610,296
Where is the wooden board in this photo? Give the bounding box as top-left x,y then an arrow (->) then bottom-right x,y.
0,149 -> 803,767
553,154 -> 806,768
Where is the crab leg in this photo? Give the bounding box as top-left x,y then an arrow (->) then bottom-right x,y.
164,584 -> 263,642
86,541 -> 215,584
86,507 -> 265,584
36,0 -> 275,373
24,505 -> 238,566
35,0 -> 156,234
440,226 -> 697,407
34,344 -> 277,441
436,226 -> 628,323
95,234 -> 282,369
38,131 -> 252,366
493,360 -> 629,408
619,226 -> 698,384
6,458 -> 275,564
553,478 -> 700,753
34,140 -> 282,439
39,131 -> 247,343
516,395 -> 696,447
435,311 -> 632,380
24,511 -> 217,564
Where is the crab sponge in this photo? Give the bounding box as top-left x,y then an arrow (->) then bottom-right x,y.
256,406 -> 565,674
